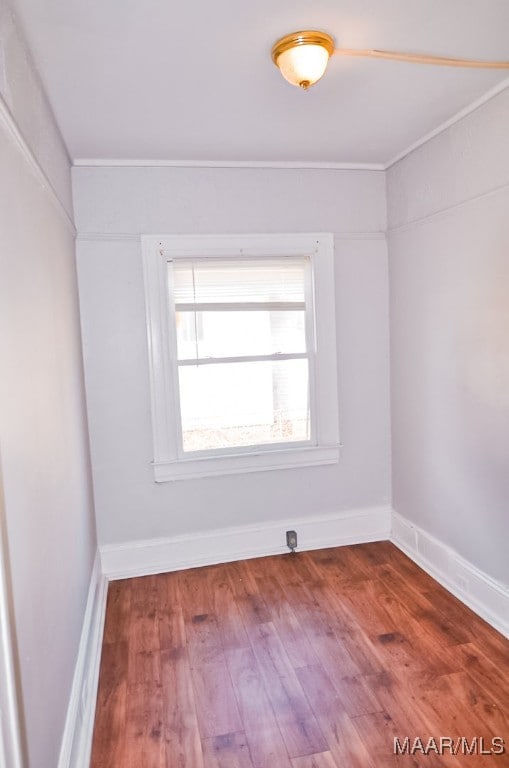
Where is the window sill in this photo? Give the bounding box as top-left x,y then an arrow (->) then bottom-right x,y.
152,444 -> 340,482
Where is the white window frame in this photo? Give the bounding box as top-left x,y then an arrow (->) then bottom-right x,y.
142,233 -> 340,481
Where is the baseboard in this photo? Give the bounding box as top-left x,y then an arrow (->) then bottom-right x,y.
57,507 -> 507,768
100,505 -> 392,580
58,552 -> 108,768
391,511 -> 509,639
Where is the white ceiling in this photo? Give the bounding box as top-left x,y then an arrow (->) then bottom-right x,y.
12,0 -> 509,165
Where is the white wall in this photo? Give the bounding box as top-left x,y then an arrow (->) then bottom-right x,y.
73,166 -> 391,546
387,87 -> 509,586
0,5 -> 97,767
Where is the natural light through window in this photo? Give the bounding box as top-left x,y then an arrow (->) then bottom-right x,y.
171,258 -> 312,453
142,233 -> 339,481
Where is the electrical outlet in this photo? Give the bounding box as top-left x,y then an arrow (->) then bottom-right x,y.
286,530 -> 297,552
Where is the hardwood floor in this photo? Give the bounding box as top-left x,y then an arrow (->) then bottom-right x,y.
90,542 -> 509,767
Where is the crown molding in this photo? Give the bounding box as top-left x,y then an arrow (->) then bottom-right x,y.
0,92 -> 75,234
385,75 -> 509,170
77,230 -> 385,243
76,232 -> 140,242
73,78 -> 509,176
72,158 -> 385,171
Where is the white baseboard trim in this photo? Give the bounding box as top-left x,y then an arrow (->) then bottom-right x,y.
100,505 -> 392,580
391,511 -> 509,639
58,552 -> 108,768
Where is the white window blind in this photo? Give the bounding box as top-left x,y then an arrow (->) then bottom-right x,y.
169,257 -> 313,454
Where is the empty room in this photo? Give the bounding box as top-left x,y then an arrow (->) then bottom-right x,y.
0,1 -> 508,766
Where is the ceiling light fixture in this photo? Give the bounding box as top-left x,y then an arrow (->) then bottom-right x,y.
271,30 -> 335,90
271,29 -> 509,90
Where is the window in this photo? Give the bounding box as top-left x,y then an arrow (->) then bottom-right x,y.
142,234 -> 339,480
173,257 -> 312,453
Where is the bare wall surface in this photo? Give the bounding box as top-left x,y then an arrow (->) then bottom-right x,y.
73,166 -> 391,545
0,5 -> 96,766
387,88 -> 509,586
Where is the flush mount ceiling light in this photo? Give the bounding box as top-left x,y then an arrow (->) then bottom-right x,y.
271,29 -> 509,90
271,31 -> 335,90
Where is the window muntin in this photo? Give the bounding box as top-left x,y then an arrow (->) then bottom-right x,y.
168,256 -> 314,455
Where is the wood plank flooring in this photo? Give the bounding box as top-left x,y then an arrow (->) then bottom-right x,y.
90,542 -> 509,767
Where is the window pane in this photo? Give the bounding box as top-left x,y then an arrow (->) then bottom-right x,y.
178,359 -> 310,452
176,310 -> 306,360
173,258 -> 307,304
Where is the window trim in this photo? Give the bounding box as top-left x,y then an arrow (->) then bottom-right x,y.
142,233 -> 340,481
